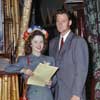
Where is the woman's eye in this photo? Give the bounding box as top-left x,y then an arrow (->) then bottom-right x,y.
33,41 -> 37,43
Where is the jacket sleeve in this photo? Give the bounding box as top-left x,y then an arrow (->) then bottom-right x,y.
5,56 -> 25,73
72,38 -> 89,97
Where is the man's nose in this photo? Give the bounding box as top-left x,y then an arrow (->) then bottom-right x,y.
58,22 -> 63,26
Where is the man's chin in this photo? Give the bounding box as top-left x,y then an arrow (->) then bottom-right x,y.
36,49 -> 42,53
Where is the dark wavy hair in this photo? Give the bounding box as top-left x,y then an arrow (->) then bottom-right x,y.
24,30 -> 46,55
55,9 -> 72,20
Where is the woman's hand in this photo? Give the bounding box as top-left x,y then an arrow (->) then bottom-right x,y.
21,68 -> 33,76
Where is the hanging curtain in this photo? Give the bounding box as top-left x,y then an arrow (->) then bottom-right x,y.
84,0 -> 100,70
84,0 -> 100,100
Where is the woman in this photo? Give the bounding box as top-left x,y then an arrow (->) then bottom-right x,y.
5,29 -> 55,100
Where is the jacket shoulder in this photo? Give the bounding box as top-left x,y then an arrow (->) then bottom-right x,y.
50,36 -> 59,43
17,55 -> 26,62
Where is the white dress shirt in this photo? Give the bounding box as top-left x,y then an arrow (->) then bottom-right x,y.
59,30 -> 71,50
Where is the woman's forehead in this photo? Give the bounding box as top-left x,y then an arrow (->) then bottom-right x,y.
32,35 -> 44,41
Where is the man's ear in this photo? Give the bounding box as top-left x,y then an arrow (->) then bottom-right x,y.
69,20 -> 72,26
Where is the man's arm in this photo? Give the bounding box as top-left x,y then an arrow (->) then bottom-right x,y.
71,37 -> 89,98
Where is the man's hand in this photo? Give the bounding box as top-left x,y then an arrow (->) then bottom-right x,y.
70,95 -> 80,100
45,80 -> 52,88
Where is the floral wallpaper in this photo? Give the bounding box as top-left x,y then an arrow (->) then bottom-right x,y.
84,0 -> 100,69
84,0 -> 100,100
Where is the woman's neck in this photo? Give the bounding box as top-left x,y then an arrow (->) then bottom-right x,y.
32,51 -> 41,57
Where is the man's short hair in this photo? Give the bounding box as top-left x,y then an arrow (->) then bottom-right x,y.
55,9 -> 72,20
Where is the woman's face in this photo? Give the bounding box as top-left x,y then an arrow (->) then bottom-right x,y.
31,35 -> 44,54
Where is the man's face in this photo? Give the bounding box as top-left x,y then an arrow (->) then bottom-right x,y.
56,13 -> 72,36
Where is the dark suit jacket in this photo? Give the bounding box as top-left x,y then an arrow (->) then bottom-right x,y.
49,32 -> 89,100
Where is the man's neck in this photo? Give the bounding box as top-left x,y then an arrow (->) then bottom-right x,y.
61,29 -> 71,36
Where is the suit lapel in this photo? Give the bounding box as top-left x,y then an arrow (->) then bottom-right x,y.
55,32 -> 75,67
59,32 -> 74,55
55,36 -> 60,56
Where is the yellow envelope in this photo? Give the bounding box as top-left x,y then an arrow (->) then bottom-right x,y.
27,63 -> 58,86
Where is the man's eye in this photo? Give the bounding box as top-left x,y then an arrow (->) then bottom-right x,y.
40,41 -> 43,43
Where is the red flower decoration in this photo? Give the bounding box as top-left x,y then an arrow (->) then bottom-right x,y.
23,31 -> 30,41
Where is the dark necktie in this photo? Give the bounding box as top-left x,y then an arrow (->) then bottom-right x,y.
59,37 -> 64,51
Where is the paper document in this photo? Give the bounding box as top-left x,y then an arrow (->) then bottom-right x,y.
27,63 -> 58,86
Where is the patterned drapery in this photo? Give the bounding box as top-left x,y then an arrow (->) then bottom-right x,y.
84,0 -> 100,70
84,0 -> 100,100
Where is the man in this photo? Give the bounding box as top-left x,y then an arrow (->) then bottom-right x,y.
49,9 -> 89,100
